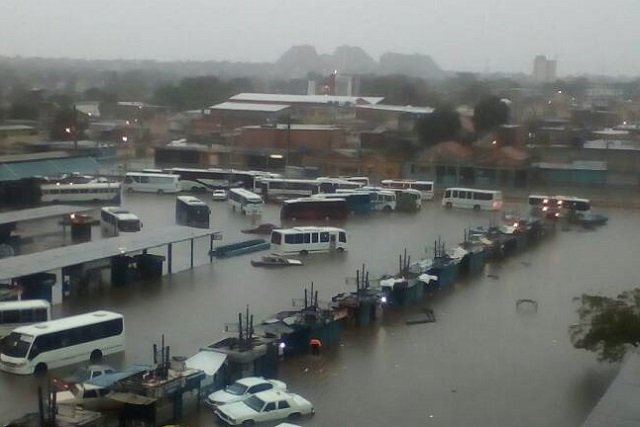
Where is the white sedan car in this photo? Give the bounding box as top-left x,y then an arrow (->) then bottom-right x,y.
214,390 -> 314,425
206,377 -> 287,408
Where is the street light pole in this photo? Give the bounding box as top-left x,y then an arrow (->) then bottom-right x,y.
286,115 -> 291,178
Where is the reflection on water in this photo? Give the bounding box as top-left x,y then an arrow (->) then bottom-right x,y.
1,193 -> 636,426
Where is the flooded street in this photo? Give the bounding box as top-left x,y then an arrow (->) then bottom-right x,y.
1,193 -> 635,427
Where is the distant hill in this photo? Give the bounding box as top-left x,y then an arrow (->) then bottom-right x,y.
275,45 -> 444,79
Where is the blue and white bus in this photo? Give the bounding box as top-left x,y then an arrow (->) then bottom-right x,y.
228,188 -> 264,215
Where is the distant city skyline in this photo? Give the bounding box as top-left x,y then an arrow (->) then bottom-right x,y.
0,0 -> 638,77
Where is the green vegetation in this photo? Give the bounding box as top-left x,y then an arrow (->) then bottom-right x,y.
569,289 -> 640,362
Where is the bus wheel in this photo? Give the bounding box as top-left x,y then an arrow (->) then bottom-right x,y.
34,363 -> 48,375
473,205 -> 481,211
90,349 -> 103,363
383,205 -> 392,212
300,250 -> 309,256
126,187 -> 134,193
157,189 -> 164,195
336,247 -> 345,253
445,202 -> 452,209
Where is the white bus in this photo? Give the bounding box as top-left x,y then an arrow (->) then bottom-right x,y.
357,187 -> 397,212
381,180 -> 435,201
0,300 -> 51,338
0,310 -> 125,375
40,182 -> 122,204
270,226 -> 348,256
228,188 -> 264,215
122,172 -> 181,194
167,167 -> 264,193
442,188 -> 503,211
100,207 -> 142,237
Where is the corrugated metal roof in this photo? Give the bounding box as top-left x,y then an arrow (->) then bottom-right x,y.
0,226 -> 222,281
243,124 -> 340,131
357,104 -> 434,114
0,156 -> 101,182
0,205 -> 93,226
208,102 -> 291,112
581,353 -> 640,427
230,93 -> 384,105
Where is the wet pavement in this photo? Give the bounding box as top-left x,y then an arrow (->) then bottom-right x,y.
1,192 -> 635,427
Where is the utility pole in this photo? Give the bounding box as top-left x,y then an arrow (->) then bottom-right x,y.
72,103 -> 78,152
285,115 -> 291,178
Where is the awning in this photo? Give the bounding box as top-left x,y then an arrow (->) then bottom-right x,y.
186,351 -> 227,376
86,364 -> 152,388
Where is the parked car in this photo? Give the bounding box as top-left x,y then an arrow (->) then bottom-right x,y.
214,390 -> 314,425
52,364 -> 117,391
206,377 -> 287,408
212,189 -> 228,201
56,383 -> 122,411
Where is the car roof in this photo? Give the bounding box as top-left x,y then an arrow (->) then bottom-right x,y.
236,376 -> 268,387
253,389 -> 289,402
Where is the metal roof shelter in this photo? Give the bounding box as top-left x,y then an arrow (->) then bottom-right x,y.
581,353 -> 640,427
0,225 -> 222,282
208,102 -> 291,112
0,154 -> 101,182
0,205 -> 93,226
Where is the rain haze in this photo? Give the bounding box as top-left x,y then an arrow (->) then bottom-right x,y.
1,0 -> 639,76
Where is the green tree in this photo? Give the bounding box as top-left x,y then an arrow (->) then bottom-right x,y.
415,107 -> 461,147
569,289 -> 640,362
473,96 -> 509,135
49,107 -> 88,141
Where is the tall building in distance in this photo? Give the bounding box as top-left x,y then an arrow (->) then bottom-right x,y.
532,55 -> 557,83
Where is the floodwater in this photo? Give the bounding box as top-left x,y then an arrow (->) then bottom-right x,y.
1,193 -> 636,427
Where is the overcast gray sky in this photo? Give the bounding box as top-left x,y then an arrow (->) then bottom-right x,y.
0,0 -> 638,76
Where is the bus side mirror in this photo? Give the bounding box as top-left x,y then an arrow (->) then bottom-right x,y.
140,223 -> 144,229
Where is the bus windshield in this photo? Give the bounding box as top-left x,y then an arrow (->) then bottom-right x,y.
2,333 -> 33,358
118,220 -> 141,232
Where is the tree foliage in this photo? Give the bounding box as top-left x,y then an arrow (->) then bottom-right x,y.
473,96 -> 509,135
49,107 -> 89,141
152,76 -> 254,111
415,107 -> 461,147
569,289 -> 640,362
359,74 -> 442,107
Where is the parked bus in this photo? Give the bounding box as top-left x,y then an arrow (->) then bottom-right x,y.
122,172 -> 181,194
0,300 -> 51,338
281,198 -> 348,221
0,310 -> 125,375
357,188 -> 397,212
316,177 -> 365,191
528,194 -> 591,218
392,188 -> 423,212
381,180 -> 435,201
228,188 -> 264,215
270,226 -> 347,256
255,178 -> 323,198
175,195 -> 210,228
100,207 -> 142,237
312,192 -> 372,215
442,188 -> 503,211
166,168 -> 262,192
40,182 -> 121,204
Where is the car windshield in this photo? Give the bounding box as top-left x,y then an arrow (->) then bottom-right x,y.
1,332 -> 32,358
243,395 -> 265,412
226,382 -> 249,395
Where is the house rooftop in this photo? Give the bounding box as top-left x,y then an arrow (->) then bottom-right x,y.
357,104 -> 435,114
230,93 -> 384,106
208,102 -> 291,113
